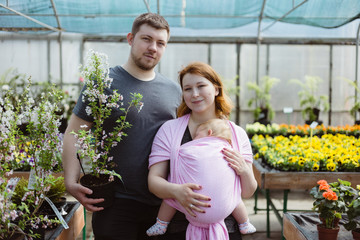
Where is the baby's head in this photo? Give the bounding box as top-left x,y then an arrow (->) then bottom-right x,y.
194,119 -> 232,144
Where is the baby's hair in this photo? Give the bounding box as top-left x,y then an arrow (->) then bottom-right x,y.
198,119 -> 232,145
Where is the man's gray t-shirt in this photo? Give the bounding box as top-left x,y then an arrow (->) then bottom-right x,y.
73,66 -> 182,205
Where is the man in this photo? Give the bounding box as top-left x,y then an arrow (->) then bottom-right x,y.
62,13 -> 182,239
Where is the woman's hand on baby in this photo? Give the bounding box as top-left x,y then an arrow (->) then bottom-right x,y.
174,183 -> 211,217
222,147 -> 251,176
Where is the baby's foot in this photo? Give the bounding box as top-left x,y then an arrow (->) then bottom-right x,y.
238,219 -> 256,235
146,218 -> 170,236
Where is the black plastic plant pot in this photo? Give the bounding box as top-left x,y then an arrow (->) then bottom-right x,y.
79,174 -> 116,209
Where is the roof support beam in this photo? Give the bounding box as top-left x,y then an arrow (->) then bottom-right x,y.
0,3 -> 62,32
181,0 -> 186,27
262,0 -> 308,32
50,0 -> 62,30
256,0 -> 267,86
49,0 -> 63,86
143,0 -> 151,13
0,27 -> 53,31
355,22 -> 360,120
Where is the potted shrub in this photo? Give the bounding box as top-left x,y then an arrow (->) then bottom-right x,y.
290,75 -> 329,125
72,50 -> 143,208
0,177 -> 58,240
247,76 -> 280,125
344,184 -> 360,239
0,68 -> 71,136
1,78 -> 64,239
344,78 -> 360,125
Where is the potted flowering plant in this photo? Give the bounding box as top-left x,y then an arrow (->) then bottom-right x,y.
344,184 -> 360,239
0,177 -> 60,240
247,76 -> 280,125
290,75 -> 329,125
310,179 -> 352,240
1,78 -> 65,239
72,50 -> 143,208
1,68 -> 71,136
344,77 -> 360,125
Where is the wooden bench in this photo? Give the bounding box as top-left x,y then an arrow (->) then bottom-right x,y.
253,160 -> 359,238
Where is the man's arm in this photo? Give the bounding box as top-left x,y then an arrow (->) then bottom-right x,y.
62,113 -> 104,211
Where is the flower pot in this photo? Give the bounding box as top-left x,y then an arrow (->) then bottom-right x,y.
353,228 -> 360,240
79,174 -> 116,208
317,224 -> 339,240
24,225 -> 46,240
255,108 -> 271,125
37,197 -> 68,222
5,231 -> 24,240
305,107 -> 323,125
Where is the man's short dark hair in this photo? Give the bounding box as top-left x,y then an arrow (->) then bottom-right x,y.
132,13 -> 170,37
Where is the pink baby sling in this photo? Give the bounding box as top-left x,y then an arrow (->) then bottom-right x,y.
150,114 -> 242,240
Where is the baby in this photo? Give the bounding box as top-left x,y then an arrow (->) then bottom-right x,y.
147,118 -> 256,236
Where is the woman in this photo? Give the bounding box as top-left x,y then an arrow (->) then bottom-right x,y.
148,62 -> 257,240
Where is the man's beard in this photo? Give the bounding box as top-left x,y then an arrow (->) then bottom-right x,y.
131,50 -> 158,71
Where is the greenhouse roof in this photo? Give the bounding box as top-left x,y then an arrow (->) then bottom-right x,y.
0,0 -> 360,37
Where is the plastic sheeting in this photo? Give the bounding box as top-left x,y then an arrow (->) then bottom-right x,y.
285,212 -> 355,240
0,0 -> 359,35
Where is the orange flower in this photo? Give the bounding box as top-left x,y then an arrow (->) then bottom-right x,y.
317,180 -> 328,185
319,184 -> 330,191
323,189 -> 338,201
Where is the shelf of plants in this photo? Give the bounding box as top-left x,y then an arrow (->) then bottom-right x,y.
247,123 -> 360,238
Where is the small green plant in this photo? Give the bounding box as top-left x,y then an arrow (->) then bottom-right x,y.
223,75 -> 240,98
12,176 -> 66,205
290,76 -> 329,123
247,76 -> 280,122
344,184 -> 360,232
343,78 -> 360,121
0,177 -> 61,240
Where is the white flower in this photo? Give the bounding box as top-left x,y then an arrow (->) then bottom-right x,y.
1,85 -> 9,91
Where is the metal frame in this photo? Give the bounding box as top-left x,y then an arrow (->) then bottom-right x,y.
49,0 -> 64,87
0,0 -> 359,125
261,0 -> 308,32
0,3 -> 62,32
356,22 -> 360,120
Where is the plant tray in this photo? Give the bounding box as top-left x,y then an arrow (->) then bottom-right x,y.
253,159 -> 360,189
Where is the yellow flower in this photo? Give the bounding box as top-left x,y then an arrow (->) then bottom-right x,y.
260,146 -> 268,152
251,132 -> 359,171
326,162 -> 336,171
312,163 -> 319,171
298,159 -> 305,166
